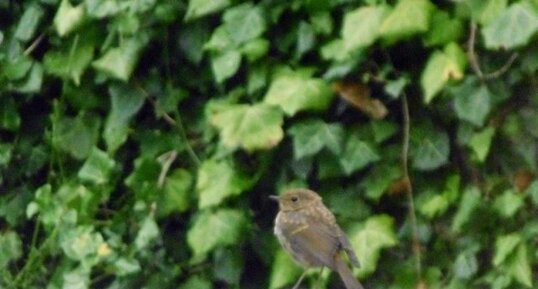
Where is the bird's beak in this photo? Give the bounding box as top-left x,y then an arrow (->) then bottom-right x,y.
269,195 -> 280,202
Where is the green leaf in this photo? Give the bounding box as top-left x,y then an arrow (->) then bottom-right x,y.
52,113 -> 100,160
187,209 -> 247,258
419,193 -> 449,219
379,0 -> 435,43
124,157 -> 160,200
421,43 -> 467,103
453,80 -> 491,127
92,35 -> 149,81
184,0 -> 230,21
54,0 -> 85,37
349,215 -> 398,277
469,126 -> 495,162
370,120 -> 398,143
482,1 -> 538,50
0,231 -> 22,268
269,250 -> 302,289
85,0 -> 121,18
493,190 -> 524,218
505,243 -> 533,287
241,38 -> 270,62
113,257 -> 141,276
424,10 -> 463,46
44,36 -> 94,85
134,216 -> 160,250
179,276 -> 212,289
464,0 -> 508,25
196,159 -> 250,208
77,147 -> 116,185
159,169 -> 193,216
104,84 -> 145,153
288,119 -> 344,159
211,50 -> 241,83
296,21 -> 316,58
0,143 -> 13,167
528,181 -> 538,205
410,125 -> 450,171
209,103 -> 284,151
62,267 -> 90,289
493,233 -> 521,266
339,136 -> 380,175
0,97 -> 21,131
452,186 -> 481,232
361,164 -> 401,201
342,5 -> 389,52
223,3 -> 265,45
60,226 -> 105,264
15,4 -> 45,41
3,56 -> 33,81
264,71 -> 333,116
453,250 -> 478,279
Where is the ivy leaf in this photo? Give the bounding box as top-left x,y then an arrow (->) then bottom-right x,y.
288,119 -> 344,159
223,3 -> 265,46
196,160 -> 250,209
184,0 -> 230,21
269,250 -> 302,289
15,4 -> 44,41
43,36 -> 94,86
468,126 -> 495,163
410,124 -> 450,171
264,71 -> 333,116
482,1 -> 538,50
0,231 -> 22,268
92,34 -> 148,81
210,103 -> 284,152
211,50 -> 241,83
421,42 -> 467,103
60,226 -> 106,267
339,135 -> 380,175
342,5 -> 389,52
493,190 -> 524,218
0,97 -> 21,131
464,0 -> 507,25
53,0 -> 85,37
78,147 -> 116,185
187,209 -> 247,259
159,169 -> 193,216
424,10 -> 463,47
452,80 -> 491,127
349,215 -> 398,277
379,0 -> 435,43
505,243 -> 533,287
134,216 -> 160,250
361,164 -> 401,201
179,276 -> 212,289
52,113 -> 100,160
453,250 -> 478,279
493,233 -> 521,266
62,267 -> 90,289
452,186 -> 481,233
104,84 -> 145,153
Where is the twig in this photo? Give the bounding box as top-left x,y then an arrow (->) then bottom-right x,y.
157,150 -> 177,188
401,94 -> 422,279
135,84 -> 201,167
23,32 -> 45,56
467,22 -> 518,80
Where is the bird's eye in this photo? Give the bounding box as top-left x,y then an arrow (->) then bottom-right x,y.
291,196 -> 298,202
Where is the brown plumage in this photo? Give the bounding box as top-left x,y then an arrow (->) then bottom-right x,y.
271,188 -> 364,289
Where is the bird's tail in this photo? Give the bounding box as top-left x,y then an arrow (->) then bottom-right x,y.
335,255 -> 364,289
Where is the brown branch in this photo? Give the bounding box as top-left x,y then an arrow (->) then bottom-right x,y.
157,150 -> 177,188
467,22 -> 518,81
401,94 -> 422,279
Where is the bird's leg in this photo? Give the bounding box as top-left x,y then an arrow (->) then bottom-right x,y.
315,267 -> 325,289
291,271 -> 308,289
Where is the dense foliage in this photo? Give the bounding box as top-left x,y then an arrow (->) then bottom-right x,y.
1,0 -> 538,288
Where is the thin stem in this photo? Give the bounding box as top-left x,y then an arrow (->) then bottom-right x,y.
401,94 -> 422,279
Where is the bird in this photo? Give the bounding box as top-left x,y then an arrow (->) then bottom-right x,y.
270,188 -> 364,289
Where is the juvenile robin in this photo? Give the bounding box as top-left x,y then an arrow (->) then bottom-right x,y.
270,188 -> 364,289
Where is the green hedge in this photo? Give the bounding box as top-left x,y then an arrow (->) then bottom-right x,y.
1,0 -> 538,288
